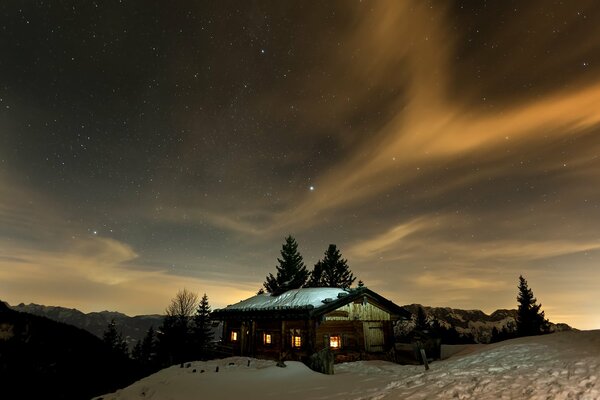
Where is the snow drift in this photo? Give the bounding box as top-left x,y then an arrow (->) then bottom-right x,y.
96,330 -> 599,400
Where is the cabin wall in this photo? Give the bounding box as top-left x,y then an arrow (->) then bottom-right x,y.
316,320 -> 364,352
323,298 -> 391,321
219,297 -> 398,361
222,319 -> 312,359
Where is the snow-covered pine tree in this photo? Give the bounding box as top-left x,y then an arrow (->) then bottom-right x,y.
263,235 -> 309,295
306,244 -> 356,289
516,275 -> 549,336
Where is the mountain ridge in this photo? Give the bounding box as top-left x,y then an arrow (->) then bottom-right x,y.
9,302 -> 163,347
8,301 -> 573,346
398,303 -> 573,343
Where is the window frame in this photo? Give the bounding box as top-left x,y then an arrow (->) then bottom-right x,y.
263,332 -> 272,345
329,335 -> 341,349
291,334 -> 302,348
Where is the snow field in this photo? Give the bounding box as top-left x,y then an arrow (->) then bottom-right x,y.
96,330 -> 599,400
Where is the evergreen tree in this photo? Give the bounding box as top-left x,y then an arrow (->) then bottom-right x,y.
306,260 -> 325,287
306,244 -> 356,288
414,306 -> 429,332
193,293 -> 213,359
102,319 -> 129,358
133,326 -> 159,373
516,275 -> 549,337
263,235 -> 309,295
140,326 -> 157,363
132,341 -> 143,361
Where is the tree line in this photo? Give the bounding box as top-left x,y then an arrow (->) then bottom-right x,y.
102,289 -> 214,374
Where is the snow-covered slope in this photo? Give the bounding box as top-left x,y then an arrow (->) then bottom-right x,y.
96,330 -> 600,400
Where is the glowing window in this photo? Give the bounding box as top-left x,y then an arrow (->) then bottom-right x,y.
291,335 -> 302,348
330,335 -> 341,349
231,331 -> 238,342
264,333 -> 272,345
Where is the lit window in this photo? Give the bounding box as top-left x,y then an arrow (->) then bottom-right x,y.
330,335 -> 341,349
291,335 -> 302,348
231,331 -> 238,342
264,333 -> 272,345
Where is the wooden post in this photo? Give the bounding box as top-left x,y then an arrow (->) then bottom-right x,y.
280,320 -> 286,358
251,320 -> 256,357
420,348 -> 430,371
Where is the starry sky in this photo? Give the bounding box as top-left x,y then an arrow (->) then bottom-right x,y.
1,1 -> 600,329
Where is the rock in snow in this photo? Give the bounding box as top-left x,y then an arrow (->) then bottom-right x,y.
96,330 -> 599,400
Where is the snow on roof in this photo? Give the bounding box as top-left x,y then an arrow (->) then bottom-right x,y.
220,288 -> 350,311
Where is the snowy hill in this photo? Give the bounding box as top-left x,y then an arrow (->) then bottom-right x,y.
95,330 -> 599,400
9,302 -> 163,348
398,304 -> 573,343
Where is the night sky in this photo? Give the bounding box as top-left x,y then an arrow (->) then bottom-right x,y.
1,1 -> 600,329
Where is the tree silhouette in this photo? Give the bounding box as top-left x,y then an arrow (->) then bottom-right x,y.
158,288 -> 199,365
263,235 -> 309,295
516,275 -> 549,336
193,293 -> 213,359
414,306 -> 429,332
306,244 -> 356,289
102,319 -> 129,358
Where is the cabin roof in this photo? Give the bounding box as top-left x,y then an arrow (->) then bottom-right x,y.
212,287 -> 411,320
218,287 -> 348,311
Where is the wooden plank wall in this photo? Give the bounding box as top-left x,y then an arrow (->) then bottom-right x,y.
324,299 -> 391,321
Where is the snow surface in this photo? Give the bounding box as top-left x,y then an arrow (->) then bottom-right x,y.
218,288 -> 349,311
96,330 -> 600,400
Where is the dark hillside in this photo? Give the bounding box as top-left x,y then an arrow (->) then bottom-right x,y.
0,300 -> 141,400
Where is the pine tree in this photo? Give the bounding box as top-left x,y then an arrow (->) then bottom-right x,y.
102,319 -> 129,358
306,244 -> 356,289
306,260 -> 325,287
263,235 -> 309,295
414,306 -> 429,332
193,293 -> 213,359
516,275 -> 549,337
140,326 -> 157,364
132,340 -> 143,361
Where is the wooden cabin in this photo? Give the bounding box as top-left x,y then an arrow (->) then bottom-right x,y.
211,287 -> 411,362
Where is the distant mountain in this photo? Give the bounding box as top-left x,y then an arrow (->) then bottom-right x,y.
398,304 -> 573,343
9,302 -> 163,348
0,300 -> 142,400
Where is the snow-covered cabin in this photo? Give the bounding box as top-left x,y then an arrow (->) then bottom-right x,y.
211,287 -> 411,362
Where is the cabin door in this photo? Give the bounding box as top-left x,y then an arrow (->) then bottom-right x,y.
363,322 -> 385,352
